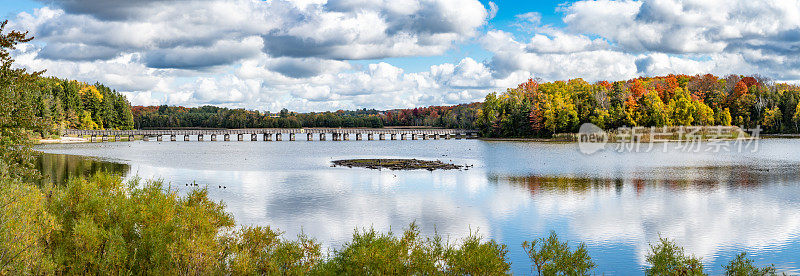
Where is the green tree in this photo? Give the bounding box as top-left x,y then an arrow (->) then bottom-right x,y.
717,108 -> 733,126
314,223 -> 510,275
722,252 -> 777,276
0,20 -> 58,274
79,110 -> 99,130
636,90 -> 670,127
762,106 -> 782,133
645,236 -> 706,276
792,101 -> 800,132
522,231 -> 595,276
0,180 -> 58,274
543,93 -> 579,133
0,20 -> 43,181
692,100 -> 715,126
668,89 -> 696,126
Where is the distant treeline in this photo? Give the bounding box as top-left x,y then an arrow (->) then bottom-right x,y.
132,103 -> 481,129
135,74 -> 800,136
477,74 -> 800,137
28,76 -> 135,133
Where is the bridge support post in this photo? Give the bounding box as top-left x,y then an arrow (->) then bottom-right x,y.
211,134 -> 217,141
289,133 -> 295,141
391,134 -> 397,140
184,135 -> 190,141
129,135 -> 135,141
276,133 -> 282,141
343,133 -> 349,140
411,134 -> 417,140
356,133 -> 362,140
379,134 -> 385,140
368,134 -> 374,140
455,133 -> 462,139
198,134 -> 204,141
433,134 -> 439,140
170,135 -> 176,141
237,134 -> 243,141
401,134 -> 407,140
307,133 -> 313,141
265,133 -> 272,141
251,134 -> 258,141
224,134 -> 230,141
423,134 -> 428,140
157,135 -> 163,142
444,134 -> 451,139
320,133 -> 326,141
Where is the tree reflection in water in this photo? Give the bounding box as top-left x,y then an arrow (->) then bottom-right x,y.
490,163 -> 800,197
34,152 -> 130,186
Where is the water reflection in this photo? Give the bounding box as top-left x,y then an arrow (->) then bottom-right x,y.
34,139 -> 800,274
34,152 -> 130,186
493,163 -> 800,195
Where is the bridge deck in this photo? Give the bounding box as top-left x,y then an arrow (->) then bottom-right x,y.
63,128 -> 479,137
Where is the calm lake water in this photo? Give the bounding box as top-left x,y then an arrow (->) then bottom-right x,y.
35,138 -> 800,274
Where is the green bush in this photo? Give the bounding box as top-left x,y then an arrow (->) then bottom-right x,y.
723,252 -> 778,276
313,223 -> 510,275
522,231 -> 595,275
645,236 -> 706,275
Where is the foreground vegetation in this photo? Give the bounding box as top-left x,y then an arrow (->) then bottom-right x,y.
1,173 -> 784,275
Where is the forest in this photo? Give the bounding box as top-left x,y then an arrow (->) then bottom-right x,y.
132,106 -> 385,129
132,103 -> 480,130
477,75 -> 800,137
8,75 -> 136,138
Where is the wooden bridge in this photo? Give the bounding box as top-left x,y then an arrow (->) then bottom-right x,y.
62,128 -> 480,142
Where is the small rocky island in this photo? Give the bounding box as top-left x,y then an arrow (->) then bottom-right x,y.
332,159 -> 465,171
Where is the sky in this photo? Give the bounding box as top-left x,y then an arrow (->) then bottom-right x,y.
2,0 -> 800,112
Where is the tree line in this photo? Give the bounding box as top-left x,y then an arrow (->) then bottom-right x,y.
132,104 -> 482,130
133,106 -> 385,129
477,75 -> 800,137
135,74 -> 800,138
30,77 -> 135,133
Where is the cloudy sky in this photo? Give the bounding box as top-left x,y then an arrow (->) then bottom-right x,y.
2,0 -> 799,112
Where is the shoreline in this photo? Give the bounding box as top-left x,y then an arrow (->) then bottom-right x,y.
480,137 -> 768,143
36,136 -> 90,144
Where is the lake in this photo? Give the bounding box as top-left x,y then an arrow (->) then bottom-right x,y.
35,138 -> 800,274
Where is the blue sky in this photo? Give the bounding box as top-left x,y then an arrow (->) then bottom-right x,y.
0,0 -> 39,17
3,0 -> 799,111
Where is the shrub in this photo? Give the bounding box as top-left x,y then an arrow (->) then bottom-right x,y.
723,252 -> 778,276
522,231 -> 595,275
313,223 -> 510,275
645,236 -> 705,275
